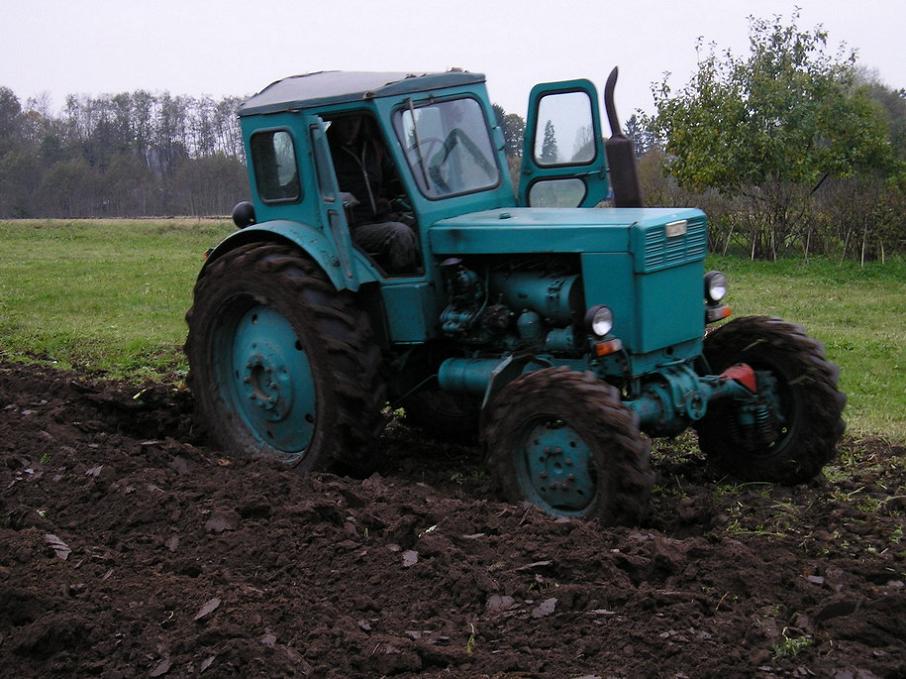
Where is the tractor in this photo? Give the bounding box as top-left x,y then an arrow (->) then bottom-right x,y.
185,68 -> 846,525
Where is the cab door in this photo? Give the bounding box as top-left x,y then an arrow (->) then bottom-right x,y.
517,79 -> 609,208
305,114 -> 358,288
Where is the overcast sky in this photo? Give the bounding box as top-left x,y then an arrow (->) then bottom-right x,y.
1,0 -> 902,123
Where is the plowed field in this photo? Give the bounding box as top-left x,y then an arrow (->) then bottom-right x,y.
1,362 -> 904,678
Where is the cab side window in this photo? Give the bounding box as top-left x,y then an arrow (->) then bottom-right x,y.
250,130 -> 301,203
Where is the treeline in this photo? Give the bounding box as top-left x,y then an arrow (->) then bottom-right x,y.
0,88 -> 248,217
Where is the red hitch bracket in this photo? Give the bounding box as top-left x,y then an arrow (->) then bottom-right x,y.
720,363 -> 757,393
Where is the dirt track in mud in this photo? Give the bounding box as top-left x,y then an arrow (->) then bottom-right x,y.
1,361 -> 904,678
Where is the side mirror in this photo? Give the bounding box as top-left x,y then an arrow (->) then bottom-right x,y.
232,201 -> 256,229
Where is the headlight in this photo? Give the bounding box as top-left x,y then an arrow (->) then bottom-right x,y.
585,305 -> 614,337
705,271 -> 728,304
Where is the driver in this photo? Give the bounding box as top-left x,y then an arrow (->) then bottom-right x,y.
327,115 -> 419,273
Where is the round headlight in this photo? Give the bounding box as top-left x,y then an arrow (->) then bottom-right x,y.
705,271 -> 728,304
585,305 -> 614,337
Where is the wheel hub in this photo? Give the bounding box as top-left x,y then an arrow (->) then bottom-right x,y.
241,351 -> 293,421
523,422 -> 595,514
218,304 -> 317,454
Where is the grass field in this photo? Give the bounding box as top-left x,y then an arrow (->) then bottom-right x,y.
1,219 -> 904,439
0,219 -> 233,378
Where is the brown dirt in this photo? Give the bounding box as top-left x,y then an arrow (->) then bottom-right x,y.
1,361 -> 904,678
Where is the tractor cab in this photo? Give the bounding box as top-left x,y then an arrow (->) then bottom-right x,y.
227,70 -> 634,282
230,71 -> 514,282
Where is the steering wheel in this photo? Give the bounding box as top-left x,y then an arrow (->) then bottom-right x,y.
407,137 -> 446,191
407,137 -> 444,167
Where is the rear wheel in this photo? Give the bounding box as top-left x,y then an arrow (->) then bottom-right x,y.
185,242 -> 385,474
696,316 -> 845,483
484,367 -> 653,526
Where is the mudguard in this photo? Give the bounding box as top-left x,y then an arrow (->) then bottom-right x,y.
203,220 -> 371,291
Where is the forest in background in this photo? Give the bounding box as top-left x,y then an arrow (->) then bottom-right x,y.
0,89 -> 247,217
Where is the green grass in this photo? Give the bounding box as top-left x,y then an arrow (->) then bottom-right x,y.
0,219 -> 233,379
0,220 -> 904,439
709,255 -> 906,440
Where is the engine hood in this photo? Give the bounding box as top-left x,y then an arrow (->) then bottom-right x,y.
430,207 -> 706,256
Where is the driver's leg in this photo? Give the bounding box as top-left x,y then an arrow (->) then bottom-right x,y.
352,221 -> 419,273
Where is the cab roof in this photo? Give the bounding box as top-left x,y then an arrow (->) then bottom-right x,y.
238,70 -> 486,117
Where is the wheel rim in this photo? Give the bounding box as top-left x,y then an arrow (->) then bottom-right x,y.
215,302 -> 316,458
516,419 -> 596,517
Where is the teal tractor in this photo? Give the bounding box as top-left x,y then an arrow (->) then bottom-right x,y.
185,69 -> 845,525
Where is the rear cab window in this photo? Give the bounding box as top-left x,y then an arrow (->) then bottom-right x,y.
250,129 -> 301,203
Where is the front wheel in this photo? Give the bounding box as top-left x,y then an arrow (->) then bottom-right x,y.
695,316 -> 846,483
484,367 -> 653,526
184,242 -> 386,474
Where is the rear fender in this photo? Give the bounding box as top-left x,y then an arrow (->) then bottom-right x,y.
203,220 -> 360,291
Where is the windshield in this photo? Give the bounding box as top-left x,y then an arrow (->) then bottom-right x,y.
394,97 -> 499,198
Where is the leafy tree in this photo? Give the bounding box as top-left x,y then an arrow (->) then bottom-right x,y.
649,11 -> 893,258
859,75 -> 906,161
539,120 -> 559,164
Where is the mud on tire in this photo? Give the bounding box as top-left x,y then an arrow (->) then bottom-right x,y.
484,367 -> 654,526
695,316 -> 846,484
185,242 -> 386,474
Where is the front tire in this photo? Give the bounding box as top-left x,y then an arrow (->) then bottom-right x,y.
185,242 -> 385,474
696,316 -> 845,483
484,367 -> 653,526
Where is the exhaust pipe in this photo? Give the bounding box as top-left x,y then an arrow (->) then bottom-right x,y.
604,67 -> 642,208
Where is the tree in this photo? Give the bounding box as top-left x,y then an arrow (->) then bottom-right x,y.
503,113 -> 525,158
491,103 -> 505,128
0,86 -> 23,156
624,114 -> 657,157
649,12 -> 893,258
491,103 -> 526,159
539,120 -> 559,164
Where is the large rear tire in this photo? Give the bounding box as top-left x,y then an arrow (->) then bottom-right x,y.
484,367 -> 653,526
695,316 -> 845,483
185,242 -> 385,474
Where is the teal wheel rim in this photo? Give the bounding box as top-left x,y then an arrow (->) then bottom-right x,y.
517,419 -> 596,517
215,303 -> 316,458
